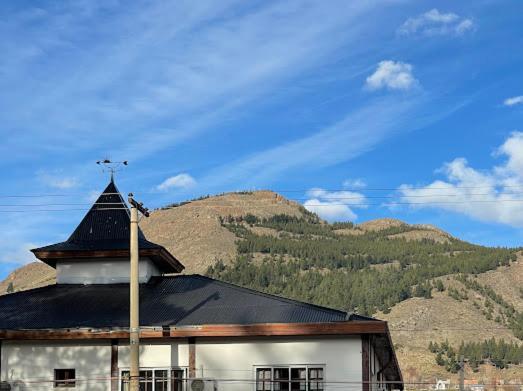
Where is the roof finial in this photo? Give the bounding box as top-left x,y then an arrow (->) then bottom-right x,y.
96,159 -> 128,183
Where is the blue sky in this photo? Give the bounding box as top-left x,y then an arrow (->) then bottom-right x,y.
1,0 -> 523,278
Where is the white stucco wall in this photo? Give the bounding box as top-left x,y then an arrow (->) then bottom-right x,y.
118,340 -> 189,369
1,336 -> 363,391
0,340 -> 112,391
194,336 -> 363,391
56,257 -> 160,284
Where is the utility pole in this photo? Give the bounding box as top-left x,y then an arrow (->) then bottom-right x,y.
128,193 -> 149,391
459,355 -> 465,391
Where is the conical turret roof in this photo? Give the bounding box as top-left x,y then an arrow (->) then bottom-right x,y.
32,180 -> 184,273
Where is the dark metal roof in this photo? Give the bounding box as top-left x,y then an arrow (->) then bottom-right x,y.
32,181 -> 155,252
30,181 -> 184,273
0,275 -> 366,330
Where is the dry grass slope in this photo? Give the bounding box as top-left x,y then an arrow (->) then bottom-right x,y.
378,256 -> 523,382
140,191 -> 306,273
0,262 -> 55,294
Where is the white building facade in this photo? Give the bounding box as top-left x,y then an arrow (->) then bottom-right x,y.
1,336 -> 381,391
0,181 -> 402,391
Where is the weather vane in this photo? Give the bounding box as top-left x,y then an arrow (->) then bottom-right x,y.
96,159 -> 128,182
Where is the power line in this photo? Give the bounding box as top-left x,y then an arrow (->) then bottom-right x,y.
292,192 -> 523,199
4,183 -> 523,199
0,203 -> 127,207
276,184 -> 523,192
3,197 -> 523,213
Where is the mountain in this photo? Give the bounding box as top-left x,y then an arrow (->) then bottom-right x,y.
1,190 -> 522,382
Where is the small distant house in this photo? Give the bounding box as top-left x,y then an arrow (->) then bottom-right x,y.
435,379 -> 451,390
0,180 -> 403,391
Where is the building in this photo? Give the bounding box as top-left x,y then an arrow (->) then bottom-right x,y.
0,180 -> 403,391
435,379 -> 450,390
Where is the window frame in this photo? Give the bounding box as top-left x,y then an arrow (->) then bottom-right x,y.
54,368 -> 76,388
119,367 -> 187,391
254,365 -> 325,391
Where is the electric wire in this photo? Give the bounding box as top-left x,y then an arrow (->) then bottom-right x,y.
3,183 -> 523,198
3,197 -> 523,213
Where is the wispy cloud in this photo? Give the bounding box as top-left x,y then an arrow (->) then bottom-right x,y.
37,171 -> 79,189
0,212 -> 57,265
365,61 -> 418,91
0,0 -> 376,162
342,178 -> 366,189
1,242 -> 39,266
157,173 -> 197,191
397,132 -> 523,227
304,187 -> 367,221
201,95 -> 422,189
398,9 -> 475,37
503,96 -> 523,107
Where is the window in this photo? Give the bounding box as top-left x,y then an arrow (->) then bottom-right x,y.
171,369 -> 184,391
121,368 -> 186,391
54,369 -> 76,388
121,370 -> 153,391
308,368 -> 324,391
154,370 -> 169,391
256,368 -> 271,391
256,366 -> 324,391
291,368 -> 306,391
274,368 -> 289,391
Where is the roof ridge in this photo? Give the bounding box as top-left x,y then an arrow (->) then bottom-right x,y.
181,274 -> 348,317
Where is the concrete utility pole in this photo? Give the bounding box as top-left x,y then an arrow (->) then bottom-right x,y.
459,355 -> 465,391
128,193 -> 149,391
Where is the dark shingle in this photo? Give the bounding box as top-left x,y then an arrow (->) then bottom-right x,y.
30,181 -> 184,273
0,275 -> 364,330
32,181 -> 158,253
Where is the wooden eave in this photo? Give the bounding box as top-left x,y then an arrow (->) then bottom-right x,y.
32,247 -> 184,274
0,321 -> 386,340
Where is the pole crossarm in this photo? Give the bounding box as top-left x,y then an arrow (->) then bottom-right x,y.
128,193 -> 150,217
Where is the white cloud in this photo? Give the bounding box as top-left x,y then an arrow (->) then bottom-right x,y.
503,96 -> 523,107
495,131 -> 523,177
365,61 -> 418,91
342,178 -> 366,189
303,187 -> 367,222
455,19 -> 474,35
37,171 -> 79,189
0,210 -> 57,265
86,189 -> 102,202
398,9 -> 475,37
1,242 -> 39,265
157,173 -> 196,191
397,132 -> 523,227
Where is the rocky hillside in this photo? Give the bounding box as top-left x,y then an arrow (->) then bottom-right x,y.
1,190 -> 522,382
378,257 -> 523,384
140,190 -> 306,273
0,190 -> 305,293
0,262 -> 55,294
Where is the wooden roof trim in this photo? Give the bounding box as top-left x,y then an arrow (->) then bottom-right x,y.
385,326 -> 403,384
32,248 -> 184,273
0,321 -> 387,340
169,321 -> 387,337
